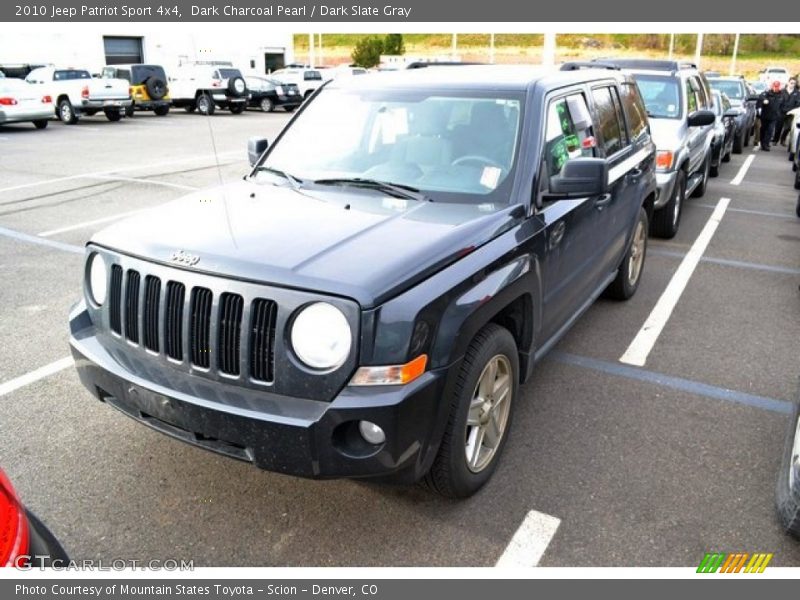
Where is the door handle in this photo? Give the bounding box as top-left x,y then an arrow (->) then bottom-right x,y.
594,193 -> 612,209
549,221 -> 566,249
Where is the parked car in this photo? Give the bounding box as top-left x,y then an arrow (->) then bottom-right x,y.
169,64 -> 248,115
0,64 -> 49,79
786,107 -> 800,165
776,399 -> 800,538
596,59 -> 715,238
749,80 -> 768,95
25,66 -> 131,124
1,468 -> 68,567
270,67 -> 324,99
245,76 -> 301,112
69,65 -> 656,498
705,74 -> 758,152
759,66 -> 790,86
709,90 -> 736,177
101,64 -> 170,117
0,77 -> 53,129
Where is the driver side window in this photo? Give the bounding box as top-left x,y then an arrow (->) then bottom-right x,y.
543,93 -> 595,183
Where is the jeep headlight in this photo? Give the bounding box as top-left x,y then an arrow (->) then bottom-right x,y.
291,302 -> 351,369
87,252 -> 107,306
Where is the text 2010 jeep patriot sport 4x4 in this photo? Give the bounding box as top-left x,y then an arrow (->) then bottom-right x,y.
69,66 -> 656,498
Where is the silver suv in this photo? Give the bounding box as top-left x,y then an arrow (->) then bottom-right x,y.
595,60 -> 716,238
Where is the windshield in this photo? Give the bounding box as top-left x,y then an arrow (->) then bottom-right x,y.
259,88 -> 523,203
708,79 -> 744,100
632,74 -> 681,119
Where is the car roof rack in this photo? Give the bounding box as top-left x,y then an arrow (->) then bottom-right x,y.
560,61 -> 620,71
592,58 -> 697,72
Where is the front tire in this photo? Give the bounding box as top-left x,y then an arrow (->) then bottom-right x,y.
32,120 -> 48,129
104,108 -> 122,122
229,103 -> 245,114
776,400 -> 800,539
605,207 -> 648,300
733,129 -> 744,154
196,94 -> 215,115
125,104 -> 135,118
423,324 -> 518,498
154,105 -> 170,116
651,170 -> 686,239
260,97 -> 274,112
691,154 -> 710,198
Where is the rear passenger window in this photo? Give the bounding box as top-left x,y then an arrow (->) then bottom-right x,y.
620,83 -> 648,141
591,86 -> 628,156
686,80 -> 698,113
543,94 -> 595,180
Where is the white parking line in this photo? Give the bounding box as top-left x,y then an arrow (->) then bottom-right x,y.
87,174 -> 198,191
0,356 -> 73,398
620,197 -> 730,367
38,208 -> 150,237
0,150 -> 241,194
495,510 -> 561,567
730,154 -> 755,185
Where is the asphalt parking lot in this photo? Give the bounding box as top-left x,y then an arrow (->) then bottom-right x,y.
1,108 -> 799,567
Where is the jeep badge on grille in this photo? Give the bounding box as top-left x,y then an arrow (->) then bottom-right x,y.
169,250 -> 200,267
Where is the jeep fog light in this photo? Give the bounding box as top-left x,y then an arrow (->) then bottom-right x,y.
87,253 -> 108,306
359,421 -> 386,445
290,302 -> 351,369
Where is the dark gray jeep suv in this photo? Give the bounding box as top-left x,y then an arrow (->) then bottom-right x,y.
69,65 -> 656,497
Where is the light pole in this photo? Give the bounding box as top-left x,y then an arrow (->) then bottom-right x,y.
694,33 -> 703,68
490,33 -> 495,64
730,33 -> 740,75
542,32 -> 556,67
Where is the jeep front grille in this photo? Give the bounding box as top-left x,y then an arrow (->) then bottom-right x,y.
107,269 -> 277,384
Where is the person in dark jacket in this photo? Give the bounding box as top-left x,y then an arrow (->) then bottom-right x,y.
758,80 -> 784,151
779,78 -> 800,145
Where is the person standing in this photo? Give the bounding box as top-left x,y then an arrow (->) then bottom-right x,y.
779,78 -> 800,145
758,80 -> 784,151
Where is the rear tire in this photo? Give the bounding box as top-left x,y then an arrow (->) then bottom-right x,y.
605,207 -> 648,301
196,94 -> 215,115
125,104 -> 135,118
184,104 -> 196,113
58,98 -> 78,124
733,129 -> 744,154
32,120 -> 48,129
229,103 -> 245,114
710,163 -> 719,177
794,170 -> 800,190
154,105 -> 170,116
423,324 -> 518,498
797,196 -> 800,218
104,108 -> 122,122
776,400 -> 800,539
651,170 -> 685,239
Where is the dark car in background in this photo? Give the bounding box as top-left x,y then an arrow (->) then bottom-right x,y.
245,76 -> 302,112
1,468 -> 68,567
101,64 -> 170,117
705,74 -> 758,153
709,90 -> 736,177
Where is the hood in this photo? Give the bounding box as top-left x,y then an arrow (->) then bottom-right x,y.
90,180 -> 522,308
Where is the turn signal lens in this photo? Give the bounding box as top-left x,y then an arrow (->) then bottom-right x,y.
656,150 -> 674,170
350,355 -> 428,386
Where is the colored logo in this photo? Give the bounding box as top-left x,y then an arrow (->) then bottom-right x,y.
697,552 -> 773,573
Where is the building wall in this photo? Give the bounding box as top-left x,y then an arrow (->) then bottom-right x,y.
0,23 -> 294,75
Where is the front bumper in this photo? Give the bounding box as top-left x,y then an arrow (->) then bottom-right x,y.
654,170 -> 679,210
81,98 -> 132,110
69,303 -> 452,482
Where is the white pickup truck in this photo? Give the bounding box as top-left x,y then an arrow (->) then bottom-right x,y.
25,67 -> 132,124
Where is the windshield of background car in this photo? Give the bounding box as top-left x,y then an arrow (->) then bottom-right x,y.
632,74 -> 681,119
130,65 -> 166,85
219,68 -> 243,79
260,88 -> 524,203
709,79 -> 744,100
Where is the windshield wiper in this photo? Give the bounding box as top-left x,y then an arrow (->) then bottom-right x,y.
312,177 -> 432,202
253,166 -> 303,191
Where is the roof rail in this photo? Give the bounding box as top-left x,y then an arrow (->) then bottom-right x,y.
592,58 -> 697,72
560,61 -> 620,71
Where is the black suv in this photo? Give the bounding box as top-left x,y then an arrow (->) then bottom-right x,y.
69,66 -> 656,497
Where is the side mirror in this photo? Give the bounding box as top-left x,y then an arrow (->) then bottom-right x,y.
687,110 -> 715,127
550,157 -> 608,197
248,137 -> 269,167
